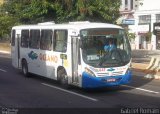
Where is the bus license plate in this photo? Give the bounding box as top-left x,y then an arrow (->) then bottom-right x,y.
107,78 -> 116,82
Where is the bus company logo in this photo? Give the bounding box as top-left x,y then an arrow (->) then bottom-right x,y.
39,53 -> 58,63
28,51 -> 38,60
107,68 -> 115,71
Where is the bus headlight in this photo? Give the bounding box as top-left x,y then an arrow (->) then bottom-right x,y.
85,67 -> 96,77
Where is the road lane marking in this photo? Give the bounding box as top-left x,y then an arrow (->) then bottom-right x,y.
0,68 -> 7,72
42,83 -> 98,102
122,85 -> 159,94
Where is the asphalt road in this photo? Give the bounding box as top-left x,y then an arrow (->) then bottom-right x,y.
0,52 -> 160,114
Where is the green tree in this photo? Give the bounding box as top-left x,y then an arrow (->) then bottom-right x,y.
2,0 -> 120,24
0,13 -> 17,40
54,0 -> 121,23
126,32 -> 136,42
0,0 -> 121,40
146,32 -> 152,42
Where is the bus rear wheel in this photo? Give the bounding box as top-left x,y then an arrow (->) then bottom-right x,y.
22,60 -> 29,77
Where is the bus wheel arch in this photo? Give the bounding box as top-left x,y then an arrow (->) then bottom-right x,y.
21,59 -> 29,77
57,66 -> 69,87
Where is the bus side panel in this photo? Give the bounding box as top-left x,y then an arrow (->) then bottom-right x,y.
29,49 -> 41,75
38,50 -> 58,79
20,49 -> 58,79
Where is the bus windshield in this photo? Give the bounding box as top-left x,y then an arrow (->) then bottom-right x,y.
80,28 -> 131,68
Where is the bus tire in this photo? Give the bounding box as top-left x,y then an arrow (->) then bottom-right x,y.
58,69 -> 69,88
22,60 -> 29,77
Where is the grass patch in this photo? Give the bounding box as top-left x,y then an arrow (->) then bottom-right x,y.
0,42 -> 11,52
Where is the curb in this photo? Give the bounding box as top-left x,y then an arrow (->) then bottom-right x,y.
132,69 -> 160,80
0,50 -> 10,54
132,60 -> 160,80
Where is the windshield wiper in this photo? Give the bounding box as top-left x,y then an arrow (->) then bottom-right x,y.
98,49 -> 125,67
98,52 -> 111,66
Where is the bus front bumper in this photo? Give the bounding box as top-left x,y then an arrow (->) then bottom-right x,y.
82,71 -> 132,89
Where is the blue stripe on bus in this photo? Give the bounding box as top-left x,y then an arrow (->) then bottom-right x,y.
82,71 -> 132,88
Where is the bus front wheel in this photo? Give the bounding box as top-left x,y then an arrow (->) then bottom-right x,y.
58,69 -> 69,88
22,60 -> 29,77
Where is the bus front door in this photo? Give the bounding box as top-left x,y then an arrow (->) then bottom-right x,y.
71,38 -> 80,84
12,30 -> 21,68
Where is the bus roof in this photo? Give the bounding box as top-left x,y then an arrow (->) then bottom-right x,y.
12,21 -> 123,30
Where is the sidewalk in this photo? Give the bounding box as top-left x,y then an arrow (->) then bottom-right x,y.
132,62 -> 160,80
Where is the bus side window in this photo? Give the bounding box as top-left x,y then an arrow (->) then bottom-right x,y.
40,29 -> 53,50
11,30 -> 15,46
21,30 -> 29,48
29,29 -> 40,49
53,30 -> 68,52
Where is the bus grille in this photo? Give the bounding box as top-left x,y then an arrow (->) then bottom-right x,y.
97,73 -> 109,77
97,71 -> 124,77
112,71 -> 124,76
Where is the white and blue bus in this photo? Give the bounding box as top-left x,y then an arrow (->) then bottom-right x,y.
11,21 -> 132,88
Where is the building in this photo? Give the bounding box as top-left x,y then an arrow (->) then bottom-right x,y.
119,0 -> 160,50
118,0 -> 137,49
133,0 -> 160,50
118,0 -> 135,26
